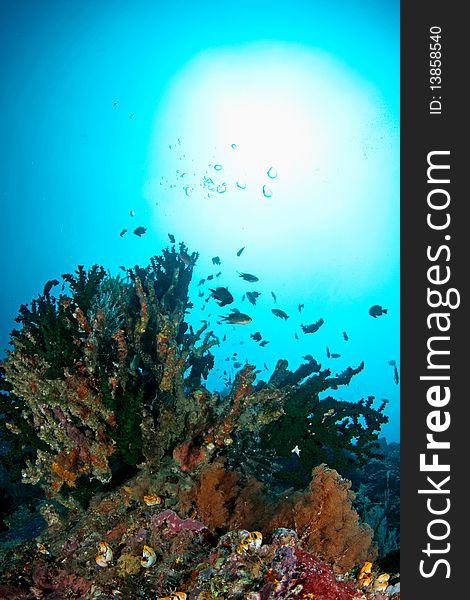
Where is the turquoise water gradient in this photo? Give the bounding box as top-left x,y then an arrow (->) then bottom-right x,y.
0,1 -> 399,440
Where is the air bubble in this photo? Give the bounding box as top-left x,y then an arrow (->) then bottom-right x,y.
267,166 -> 277,179
262,185 -> 273,198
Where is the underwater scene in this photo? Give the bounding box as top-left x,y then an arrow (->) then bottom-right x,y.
0,1 -> 399,598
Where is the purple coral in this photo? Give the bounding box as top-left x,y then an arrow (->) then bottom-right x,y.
151,509 -> 207,534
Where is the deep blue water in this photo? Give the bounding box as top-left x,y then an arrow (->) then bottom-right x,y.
0,0 -> 399,440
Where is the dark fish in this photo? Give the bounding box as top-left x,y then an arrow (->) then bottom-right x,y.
251,331 -> 262,342
43,279 -> 59,295
326,346 -> 331,358
220,312 -> 252,325
264,362 -> 268,369
298,303 -> 304,313
119,266 -> 126,271
272,309 -> 289,320
331,353 -> 341,358
133,226 -> 147,237
271,291 -> 277,302
246,291 -> 261,306
216,272 -> 222,277
392,365 -> 399,385
168,233 -> 175,243
233,362 -> 242,368
294,332 -> 299,340
369,304 -> 388,318
260,340 -> 270,347
119,228 -> 127,237
209,287 -> 234,307
239,272 -> 259,282
242,294 -> 246,302
237,246 -> 245,256
302,354 -> 314,362
343,331 -> 349,341
197,279 -> 206,286
198,290 -> 204,297
223,333 -> 227,342
389,360 -> 399,384
207,274 -> 214,280
301,319 -> 324,334
179,250 -> 196,266
212,256 -> 221,265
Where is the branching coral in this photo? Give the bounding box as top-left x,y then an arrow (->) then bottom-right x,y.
0,239 -> 390,590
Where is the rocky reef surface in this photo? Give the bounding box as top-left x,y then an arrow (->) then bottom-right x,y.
0,245 -> 399,599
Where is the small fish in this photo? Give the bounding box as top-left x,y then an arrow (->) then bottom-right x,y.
130,209 -> 135,217
119,266 -> 126,271
43,279 -> 59,295
301,319 -> 324,334
343,331 -> 349,341
326,346 -> 331,358
389,361 -> 399,384
207,274 -> 214,280
233,362 -> 242,368
212,256 -> 221,265
216,271 -> 222,277
298,303 -> 304,313
263,362 -> 268,369
198,290 -> 204,297
239,272 -> 259,282
242,294 -> 246,302
271,291 -> 277,302
133,226 -> 147,237
302,354 -> 314,362
220,312 -> 252,325
168,233 -> 175,243
331,353 -> 341,358
294,332 -> 299,340
209,287 -> 234,307
260,340 -> 270,347
223,333 -> 227,342
251,331 -> 262,342
119,228 -> 127,237
179,250 -> 196,266
246,291 -> 261,306
369,304 -> 388,318
197,279 -> 206,286
237,246 -> 245,256
271,309 -> 289,320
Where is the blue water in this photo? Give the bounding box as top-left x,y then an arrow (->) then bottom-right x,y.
0,0 -> 399,440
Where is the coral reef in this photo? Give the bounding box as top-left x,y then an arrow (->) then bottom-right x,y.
0,244 -> 398,596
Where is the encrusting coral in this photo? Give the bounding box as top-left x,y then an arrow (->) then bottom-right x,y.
0,244 -> 397,597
